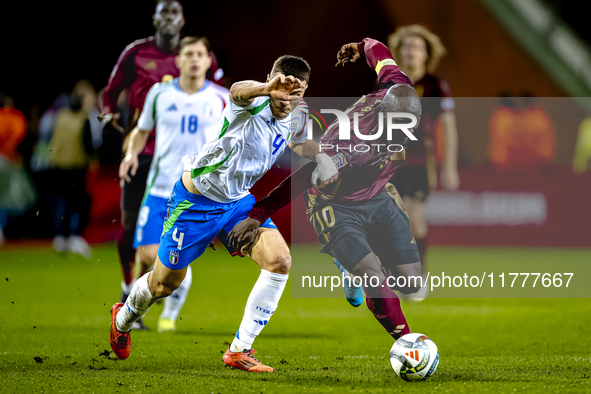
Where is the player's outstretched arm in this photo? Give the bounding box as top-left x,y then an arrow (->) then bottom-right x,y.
289,140 -> 338,187
101,43 -> 136,133
227,161 -> 317,253
336,38 -> 412,88
118,81 -> 161,183
230,75 -> 305,107
119,127 -> 150,183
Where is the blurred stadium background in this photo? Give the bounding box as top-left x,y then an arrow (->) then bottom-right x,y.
1,0 -> 590,391
1,0 -> 590,247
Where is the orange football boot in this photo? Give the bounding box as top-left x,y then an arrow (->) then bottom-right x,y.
109,303 -> 131,359
222,347 -> 275,373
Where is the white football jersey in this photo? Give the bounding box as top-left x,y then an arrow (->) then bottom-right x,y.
182,96 -> 308,203
138,79 -> 229,199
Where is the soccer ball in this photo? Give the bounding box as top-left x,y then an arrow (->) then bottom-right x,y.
389,333 -> 439,382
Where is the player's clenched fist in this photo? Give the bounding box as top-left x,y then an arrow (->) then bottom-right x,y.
335,42 -> 363,67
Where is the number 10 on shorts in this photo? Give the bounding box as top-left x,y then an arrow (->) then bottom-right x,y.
172,228 -> 185,249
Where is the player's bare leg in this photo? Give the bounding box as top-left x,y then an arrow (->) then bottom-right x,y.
351,252 -> 421,340
138,244 -> 193,332
137,245 -> 158,279
110,256 -> 187,359
224,228 -> 290,373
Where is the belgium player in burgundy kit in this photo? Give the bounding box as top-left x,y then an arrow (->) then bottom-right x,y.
229,38 -> 424,342
101,0 -> 224,322
388,25 -> 460,298
101,0 -> 185,330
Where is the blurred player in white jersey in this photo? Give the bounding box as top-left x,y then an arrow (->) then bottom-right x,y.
110,55 -> 340,372
119,36 -> 229,333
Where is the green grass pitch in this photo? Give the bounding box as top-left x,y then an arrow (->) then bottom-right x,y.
1,244 -> 590,393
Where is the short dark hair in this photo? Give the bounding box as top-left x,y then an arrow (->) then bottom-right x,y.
179,36 -> 211,53
382,84 -> 422,144
271,55 -> 311,84
383,84 -> 421,117
155,0 -> 183,13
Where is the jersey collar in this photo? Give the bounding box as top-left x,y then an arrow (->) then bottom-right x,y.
173,78 -> 210,95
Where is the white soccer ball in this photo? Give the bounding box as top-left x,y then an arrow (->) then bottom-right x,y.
389,333 -> 439,382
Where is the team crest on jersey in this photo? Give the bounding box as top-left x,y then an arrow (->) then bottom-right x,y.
332,152 -> 348,169
169,250 -> 179,265
202,104 -> 213,117
145,60 -> 157,70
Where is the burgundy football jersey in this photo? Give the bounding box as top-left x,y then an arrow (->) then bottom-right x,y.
248,38 -> 415,222
307,38 -> 412,202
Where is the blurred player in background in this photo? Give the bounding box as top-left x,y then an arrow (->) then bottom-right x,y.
229,38 -> 423,343
386,25 -> 459,300
119,36 -> 228,332
110,56 -> 339,372
0,93 -> 27,245
101,0 -> 224,328
48,81 -> 97,259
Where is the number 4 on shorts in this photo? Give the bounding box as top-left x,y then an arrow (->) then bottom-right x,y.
172,228 -> 185,249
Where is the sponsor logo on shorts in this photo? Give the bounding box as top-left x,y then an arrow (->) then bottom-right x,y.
169,250 -> 179,265
253,319 -> 268,326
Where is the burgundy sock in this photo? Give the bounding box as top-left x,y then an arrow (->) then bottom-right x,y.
416,237 -> 427,268
364,278 -> 411,340
117,226 -> 137,286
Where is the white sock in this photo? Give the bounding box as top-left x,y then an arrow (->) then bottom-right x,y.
116,273 -> 156,332
121,280 -> 135,295
160,265 -> 192,321
230,269 -> 288,352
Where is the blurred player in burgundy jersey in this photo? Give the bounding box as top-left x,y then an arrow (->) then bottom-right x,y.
388,25 -> 459,299
101,0 -> 224,328
228,38 -> 424,342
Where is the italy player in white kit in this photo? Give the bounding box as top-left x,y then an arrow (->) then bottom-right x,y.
118,36 -> 228,333
110,55 -> 340,372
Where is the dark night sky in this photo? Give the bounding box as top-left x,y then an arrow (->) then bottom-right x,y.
1,0 -> 396,119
